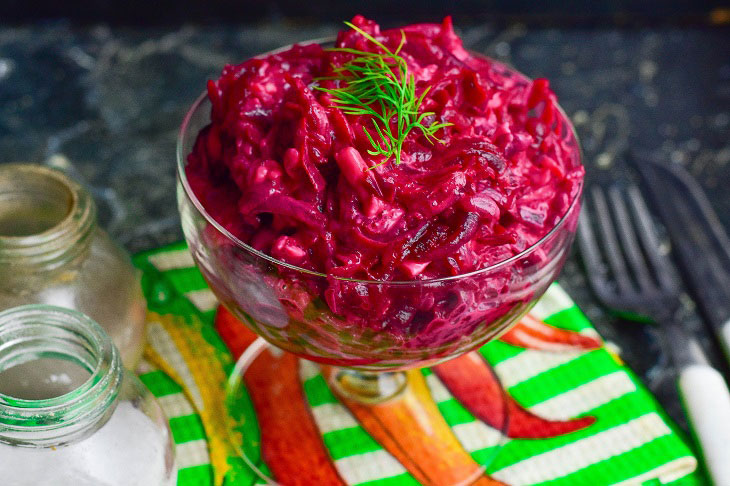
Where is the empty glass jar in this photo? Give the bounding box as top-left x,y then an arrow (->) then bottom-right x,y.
0,163 -> 146,368
0,305 -> 176,485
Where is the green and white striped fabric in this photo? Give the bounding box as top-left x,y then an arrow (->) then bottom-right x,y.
137,361 -> 214,485
134,242 -> 704,486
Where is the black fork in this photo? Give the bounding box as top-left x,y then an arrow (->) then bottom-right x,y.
579,185 -> 687,332
578,184 -> 730,485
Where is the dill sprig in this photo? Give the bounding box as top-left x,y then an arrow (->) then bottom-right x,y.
317,22 -> 451,169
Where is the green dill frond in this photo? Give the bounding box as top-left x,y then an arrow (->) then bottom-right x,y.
316,21 -> 451,170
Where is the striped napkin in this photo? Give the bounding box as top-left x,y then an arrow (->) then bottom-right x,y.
133,242 -> 703,486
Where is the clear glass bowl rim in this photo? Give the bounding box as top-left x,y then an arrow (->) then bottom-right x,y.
176,38 -> 583,286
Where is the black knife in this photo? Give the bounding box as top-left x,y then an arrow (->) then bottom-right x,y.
632,155 -> 730,362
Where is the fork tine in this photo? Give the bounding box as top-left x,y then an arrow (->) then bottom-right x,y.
626,185 -> 678,291
607,186 -> 655,292
577,209 -> 613,297
590,186 -> 633,293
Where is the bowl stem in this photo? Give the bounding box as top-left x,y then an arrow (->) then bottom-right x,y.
330,369 -> 408,404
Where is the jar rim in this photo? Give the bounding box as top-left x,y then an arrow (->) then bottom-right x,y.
0,164 -> 96,270
0,305 -> 122,447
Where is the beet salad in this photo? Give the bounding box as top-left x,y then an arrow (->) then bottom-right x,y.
185,16 -> 583,358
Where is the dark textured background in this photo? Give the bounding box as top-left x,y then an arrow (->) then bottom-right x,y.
0,0 -> 728,25
0,15 -> 729,446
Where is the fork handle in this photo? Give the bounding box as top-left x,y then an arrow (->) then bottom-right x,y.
678,363 -> 730,485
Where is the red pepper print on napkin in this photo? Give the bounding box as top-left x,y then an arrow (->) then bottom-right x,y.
499,314 -> 602,351
215,307 -> 346,486
433,352 -> 596,439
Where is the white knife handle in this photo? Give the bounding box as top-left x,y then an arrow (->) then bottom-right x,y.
678,363 -> 730,485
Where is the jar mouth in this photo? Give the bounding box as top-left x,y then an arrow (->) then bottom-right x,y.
0,165 -> 75,237
0,164 -> 96,270
0,305 -> 121,447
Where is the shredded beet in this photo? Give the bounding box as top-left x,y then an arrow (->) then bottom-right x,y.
186,16 -> 583,354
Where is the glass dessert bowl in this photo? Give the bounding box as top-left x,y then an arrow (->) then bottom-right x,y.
177,102 -> 581,387
176,18 -> 583,484
178,90 -> 581,371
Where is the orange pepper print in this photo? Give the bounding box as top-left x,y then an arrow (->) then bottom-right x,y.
323,367 -> 507,486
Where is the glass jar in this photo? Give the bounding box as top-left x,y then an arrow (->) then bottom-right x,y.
0,163 -> 146,368
0,305 -> 176,485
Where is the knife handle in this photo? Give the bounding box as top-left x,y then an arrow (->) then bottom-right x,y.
678,363 -> 730,485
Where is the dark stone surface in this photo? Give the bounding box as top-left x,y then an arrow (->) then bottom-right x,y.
1,0 -> 725,25
1,21 -> 729,436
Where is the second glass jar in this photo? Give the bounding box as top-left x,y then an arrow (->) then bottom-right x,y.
0,304 -> 176,485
